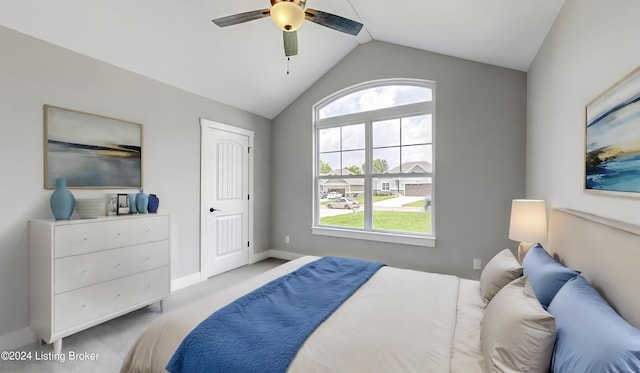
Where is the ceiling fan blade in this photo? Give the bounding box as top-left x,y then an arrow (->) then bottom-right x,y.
283,31 -> 298,57
304,9 -> 363,36
212,9 -> 270,28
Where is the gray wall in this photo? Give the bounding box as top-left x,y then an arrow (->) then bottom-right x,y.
527,0 -> 640,224
271,41 -> 527,279
0,26 -> 272,338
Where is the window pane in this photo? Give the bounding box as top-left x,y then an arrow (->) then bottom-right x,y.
401,115 -> 431,145
319,85 -> 433,119
318,179 -> 365,229
401,145 -> 431,173
341,150 -> 365,175
372,148 -> 399,173
319,153 -> 340,175
372,177 -> 432,234
342,123 -> 365,151
318,127 -> 340,152
373,119 -> 400,148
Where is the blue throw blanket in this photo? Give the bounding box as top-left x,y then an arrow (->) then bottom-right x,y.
166,256 -> 385,373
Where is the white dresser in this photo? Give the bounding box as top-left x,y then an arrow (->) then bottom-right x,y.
29,214 -> 170,353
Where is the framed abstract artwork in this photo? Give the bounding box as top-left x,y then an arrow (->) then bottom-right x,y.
585,66 -> 640,194
44,105 -> 143,189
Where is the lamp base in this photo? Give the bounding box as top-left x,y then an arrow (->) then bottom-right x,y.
517,242 -> 536,263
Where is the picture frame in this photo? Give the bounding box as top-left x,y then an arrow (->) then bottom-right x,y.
107,194 -> 118,216
44,105 -> 143,189
585,66 -> 640,195
117,193 -> 130,215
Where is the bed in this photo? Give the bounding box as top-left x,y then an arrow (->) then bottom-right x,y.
120,208 -> 640,372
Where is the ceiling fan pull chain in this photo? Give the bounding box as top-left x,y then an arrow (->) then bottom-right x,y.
287,57 -> 290,75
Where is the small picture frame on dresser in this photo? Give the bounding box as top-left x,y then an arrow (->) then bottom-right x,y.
107,194 -> 118,216
117,193 -> 130,215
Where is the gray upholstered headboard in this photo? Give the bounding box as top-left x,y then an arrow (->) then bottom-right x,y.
547,208 -> 640,329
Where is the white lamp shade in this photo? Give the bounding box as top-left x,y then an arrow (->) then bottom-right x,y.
509,199 -> 547,243
271,1 -> 305,32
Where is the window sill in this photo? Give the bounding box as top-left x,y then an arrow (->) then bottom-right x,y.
311,226 -> 435,247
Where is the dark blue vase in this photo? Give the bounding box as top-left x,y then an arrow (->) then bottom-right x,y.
136,189 -> 149,214
50,178 -> 75,220
148,194 -> 159,213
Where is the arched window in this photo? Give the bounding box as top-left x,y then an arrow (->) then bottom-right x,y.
312,79 -> 435,247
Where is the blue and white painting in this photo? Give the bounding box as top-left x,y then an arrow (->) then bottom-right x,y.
586,67 -> 640,193
45,105 -> 142,189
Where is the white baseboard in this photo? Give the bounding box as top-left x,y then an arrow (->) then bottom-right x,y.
250,250 -> 272,264
266,250 -> 304,261
171,272 -> 202,292
0,327 -> 37,351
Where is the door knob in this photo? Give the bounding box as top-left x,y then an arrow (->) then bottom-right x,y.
209,207 -> 221,212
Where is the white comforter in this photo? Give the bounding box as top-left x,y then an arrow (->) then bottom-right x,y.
121,256 -> 485,373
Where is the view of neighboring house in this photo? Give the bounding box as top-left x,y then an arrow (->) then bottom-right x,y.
320,161 -> 432,198
373,161 -> 432,197
319,169 -> 364,198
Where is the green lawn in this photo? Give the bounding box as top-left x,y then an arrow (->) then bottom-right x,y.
320,195 -> 395,206
403,198 -> 427,207
320,210 -> 431,234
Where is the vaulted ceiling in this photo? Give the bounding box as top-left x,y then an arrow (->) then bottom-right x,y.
0,0 -> 565,119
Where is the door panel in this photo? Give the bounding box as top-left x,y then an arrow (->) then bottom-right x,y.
201,120 -> 253,277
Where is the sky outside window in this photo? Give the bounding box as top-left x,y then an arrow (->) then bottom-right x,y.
319,85 -> 432,119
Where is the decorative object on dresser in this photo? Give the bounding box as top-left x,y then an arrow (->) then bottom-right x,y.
136,189 -> 149,214
44,105 -> 143,189
29,214 -> 170,354
508,199 -> 548,261
129,194 -> 138,214
107,194 -> 118,216
75,198 -> 106,219
148,194 -> 159,213
117,193 -> 130,215
49,178 -> 75,220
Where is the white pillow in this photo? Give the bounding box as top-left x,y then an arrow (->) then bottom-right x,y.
480,248 -> 522,304
481,276 -> 556,373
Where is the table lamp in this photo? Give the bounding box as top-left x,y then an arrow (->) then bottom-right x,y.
509,199 -> 547,261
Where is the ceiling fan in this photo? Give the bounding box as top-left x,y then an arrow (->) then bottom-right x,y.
212,0 -> 364,57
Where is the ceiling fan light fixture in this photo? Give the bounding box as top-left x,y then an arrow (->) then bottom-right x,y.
271,1 -> 305,32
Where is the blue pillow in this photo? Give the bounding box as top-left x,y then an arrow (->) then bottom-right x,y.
548,275 -> 640,372
521,244 -> 580,308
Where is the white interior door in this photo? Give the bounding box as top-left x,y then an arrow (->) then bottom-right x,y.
201,119 -> 253,278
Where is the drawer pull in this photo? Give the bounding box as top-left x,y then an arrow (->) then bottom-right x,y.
116,293 -> 121,298
146,228 -> 153,232
144,256 -> 152,261
114,263 -> 121,268
82,270 -> 87,275
82,304 -> 87,309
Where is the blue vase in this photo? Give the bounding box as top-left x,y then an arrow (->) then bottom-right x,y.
128,194 -> 138,214
136,189 -> 149,214
148,194 -> 159,213
50,178 -> 75,220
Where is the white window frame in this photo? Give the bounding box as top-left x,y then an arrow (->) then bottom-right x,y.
312,79 -> 436,247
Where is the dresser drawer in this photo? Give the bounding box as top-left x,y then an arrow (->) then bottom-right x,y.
54,240 -> 169,294
54,215 -> 169,258
54,267 -> 169,333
